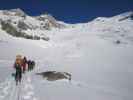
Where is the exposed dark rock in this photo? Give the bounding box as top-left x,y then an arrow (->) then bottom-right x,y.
1,21 -> 27,37
115,40 -> 121,44
36,71 -> 71,81
1,20 -> 50,41
1,20 -> 48,41
17,21 -> 31,30
41,37 -> 50,41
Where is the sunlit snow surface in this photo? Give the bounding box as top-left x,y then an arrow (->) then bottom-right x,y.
0,12 -> 133,100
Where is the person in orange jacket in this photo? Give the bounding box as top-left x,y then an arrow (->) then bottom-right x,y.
14,55 -> 23,85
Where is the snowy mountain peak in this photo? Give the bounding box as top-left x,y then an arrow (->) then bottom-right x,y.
35,13 -> 65,28
118,11 -> 133,17
9,8 -> 25,14
0,8 -> 66,41
37,13 -> 55,20
1,8 -> 26,17
93,11 -> 133,23
0,9 -> 132,43
112,11 -> 133,21
94,17 -> 108,22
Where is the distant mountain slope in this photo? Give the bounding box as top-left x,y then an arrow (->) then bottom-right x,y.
0,8 -> 66,41
0,8 -> 133,43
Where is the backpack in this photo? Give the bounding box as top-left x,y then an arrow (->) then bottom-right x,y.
14,63 -> 21,72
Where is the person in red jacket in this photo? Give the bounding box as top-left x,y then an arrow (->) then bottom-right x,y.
22,56 -> 27,73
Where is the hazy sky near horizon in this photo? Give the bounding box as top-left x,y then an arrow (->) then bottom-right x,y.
0,0 -> 133,23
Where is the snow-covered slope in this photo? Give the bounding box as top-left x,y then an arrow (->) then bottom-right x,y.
0,8 -> 66,41
0,9 -> 133,43
75,11 -> 133,44
0,10 -> 133,100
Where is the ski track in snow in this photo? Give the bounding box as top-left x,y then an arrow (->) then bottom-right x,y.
0,76 -> 14,100
0,65 -> 86,100
21,72 -> 38,100
0,71 -> 38,100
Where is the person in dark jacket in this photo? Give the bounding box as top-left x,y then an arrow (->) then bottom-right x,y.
22,56 -> 27,73
27,60 -> 31,71
27,60 -> 35,71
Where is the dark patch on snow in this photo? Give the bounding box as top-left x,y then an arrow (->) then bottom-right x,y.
36,71 -> 71,81
115,40 -> 121,44
118,11 -> 133,21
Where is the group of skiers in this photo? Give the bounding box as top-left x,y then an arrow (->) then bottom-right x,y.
13,55 -> 35,85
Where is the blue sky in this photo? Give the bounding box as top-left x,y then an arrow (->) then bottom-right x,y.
0,0 -> 133,23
